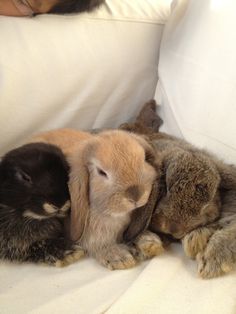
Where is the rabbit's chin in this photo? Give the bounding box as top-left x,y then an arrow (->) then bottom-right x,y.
110,210 -> 134,218
106,200 -> 148,217
22,200 -> 71,220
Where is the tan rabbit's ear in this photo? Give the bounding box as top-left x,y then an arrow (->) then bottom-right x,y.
123,181 -> 159,242
130,133 -> 162,172
68,153 -> 90,242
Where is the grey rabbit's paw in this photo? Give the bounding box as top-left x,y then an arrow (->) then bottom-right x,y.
134,230 -> 164,261
98,244 -> 137,270
196,230 -> 236,279
183,227 -> 214,259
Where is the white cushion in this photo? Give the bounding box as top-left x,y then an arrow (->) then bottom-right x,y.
156,0 -> 236,163
0,0 -> 171,155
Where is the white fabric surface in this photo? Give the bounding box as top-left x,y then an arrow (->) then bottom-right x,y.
0,0 -> 171,155
107,245 -> 236,314
1,258 -> 147,314
156,0 -> 236,164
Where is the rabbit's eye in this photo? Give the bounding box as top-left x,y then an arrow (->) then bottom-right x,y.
97,167 -> 108,178
15,169 -> 32,185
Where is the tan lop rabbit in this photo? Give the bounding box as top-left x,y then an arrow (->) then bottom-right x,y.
29,128 -> 162,269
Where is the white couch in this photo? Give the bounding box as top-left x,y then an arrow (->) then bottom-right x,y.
0,1 -> 236,313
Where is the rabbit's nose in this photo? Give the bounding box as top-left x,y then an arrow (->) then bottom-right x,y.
125,185 -> 142,202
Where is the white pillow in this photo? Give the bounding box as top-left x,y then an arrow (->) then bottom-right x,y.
156,0 -> 236,163
0,0 -> 172,155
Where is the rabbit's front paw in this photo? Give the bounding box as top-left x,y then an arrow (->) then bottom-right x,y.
99,245 -> 137,270
197,232 -> 235,279
135,230 -> 164,261
183,227 -> 214,259
55,244 -> 85,267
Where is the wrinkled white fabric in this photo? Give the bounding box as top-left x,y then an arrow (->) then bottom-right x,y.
0,0 -> 171,155
0,258 -> 147,314
157,0 -> 236,164
106,245 -> 236,314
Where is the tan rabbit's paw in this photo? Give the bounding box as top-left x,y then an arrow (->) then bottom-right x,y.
196,242 -> 235,279
183,227 -> 213,259
99,245 -> 137,270
55,246 -> 85,267
135,231 -> 164,261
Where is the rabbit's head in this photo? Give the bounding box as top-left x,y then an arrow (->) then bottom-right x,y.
69,130 -> 159,241
0,143 -> 70,220
150,150 -> 221,239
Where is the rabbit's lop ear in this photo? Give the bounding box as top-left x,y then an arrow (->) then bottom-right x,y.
123,181 -> 159,242
136,99 -> 163,132
130,133 -> 161,172
68,151 -> 90,242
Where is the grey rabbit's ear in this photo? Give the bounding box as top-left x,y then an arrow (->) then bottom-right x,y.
119,100 -> 163,135
136,99 -> 163,132
68,151 -> 90,242
123,181 -> 159,242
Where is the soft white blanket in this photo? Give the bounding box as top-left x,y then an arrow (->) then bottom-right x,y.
106,245 -> 236,314
1,244 -> 235,314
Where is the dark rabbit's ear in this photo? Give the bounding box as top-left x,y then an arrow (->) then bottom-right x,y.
136,99 -> 163,132
123,181 -> 159,242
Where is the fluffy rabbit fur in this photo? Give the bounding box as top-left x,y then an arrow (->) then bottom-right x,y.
29,128 -> 161,269
0,143 -> 84,265
122,100 -> 236,278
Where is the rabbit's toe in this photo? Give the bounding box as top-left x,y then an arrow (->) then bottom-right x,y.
55,245 -> 85,267
100,245 -> 137,270
183,227 -> 213,259
106,255 -> 136,270
196,240 -> 235,279
135,231 -> 164,260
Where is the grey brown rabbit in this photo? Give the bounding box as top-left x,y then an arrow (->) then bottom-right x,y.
122,100 -> 221,241
122,100 -> 236,278
0,143 -> 84,265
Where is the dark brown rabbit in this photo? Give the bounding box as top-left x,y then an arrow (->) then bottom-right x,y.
0,143 -> 84,266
